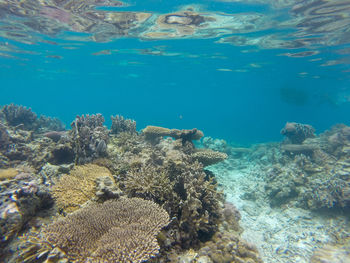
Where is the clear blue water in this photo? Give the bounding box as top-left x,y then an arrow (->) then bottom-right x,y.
1,0 -> 350,144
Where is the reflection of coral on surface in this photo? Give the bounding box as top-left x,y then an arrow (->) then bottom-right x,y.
19,198 -> 170,263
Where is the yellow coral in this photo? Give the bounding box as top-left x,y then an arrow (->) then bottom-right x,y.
0,168 -> 18,181
51,164 -> 113,213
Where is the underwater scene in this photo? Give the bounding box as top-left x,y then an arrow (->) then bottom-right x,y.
0,0 -> 350,262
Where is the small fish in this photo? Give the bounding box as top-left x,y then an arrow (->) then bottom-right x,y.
46,55 -> 63,59
217,68 -> 232,72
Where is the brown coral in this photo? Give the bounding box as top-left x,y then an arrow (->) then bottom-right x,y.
124,164 -> 174,202
281,122 -> 315,144
0,168 -> 19,180
142,125 -> 203,143
19,198 -> 170,263
51,164 -> 114,213
192,149 -> 228,166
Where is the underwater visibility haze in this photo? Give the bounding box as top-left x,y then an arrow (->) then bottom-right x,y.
0,0 -> 350,263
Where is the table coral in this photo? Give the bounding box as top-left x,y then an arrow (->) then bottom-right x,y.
18,198 -> 170,263
192,149 -> 228,166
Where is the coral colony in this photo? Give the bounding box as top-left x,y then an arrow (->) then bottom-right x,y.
0,104 -> 349,262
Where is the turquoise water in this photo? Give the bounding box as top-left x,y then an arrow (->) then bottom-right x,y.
0,0 -> 350,144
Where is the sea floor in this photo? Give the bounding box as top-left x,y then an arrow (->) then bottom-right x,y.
209,158 -> 350,263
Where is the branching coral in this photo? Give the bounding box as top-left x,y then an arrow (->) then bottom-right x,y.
108,133 -> 224,248
51,164 -> 114,213
69,114 -> 109,164
1,104 -> 37,130
124,164 -> 174,202
110,115 -> 136,135
18,198 -> 170,263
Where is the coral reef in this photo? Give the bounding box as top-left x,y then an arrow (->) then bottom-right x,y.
0,169 -> 52,257
192,149 -> 228,166
106,132 -> 225,249
110,115 -> 137,135
0,123 -> 10,150
36,115 -> 66,133
171,203 -> 262,263
18,198 -> 170,263
281,143 -> 318,155
281,122 -> 315,144
51,164 -> 115,213
0,106 -> 261,262
143,125 -> 204,144
1,104 -> 37,130
69,114 -> 109,164
0,105 -> 69,170
236,124 -> 350,211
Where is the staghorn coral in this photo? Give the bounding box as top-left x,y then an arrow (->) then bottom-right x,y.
192,149 -> 228,166
110,115 -> 137,135
69,114 -> 109,164
124,164 -> 174,202
281,122 -> 315,144
18,198 -> 170,263
51,164 -> 114,213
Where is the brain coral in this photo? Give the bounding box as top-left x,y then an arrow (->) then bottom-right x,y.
51,164 -> 114,213
19,198 -> 170,263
